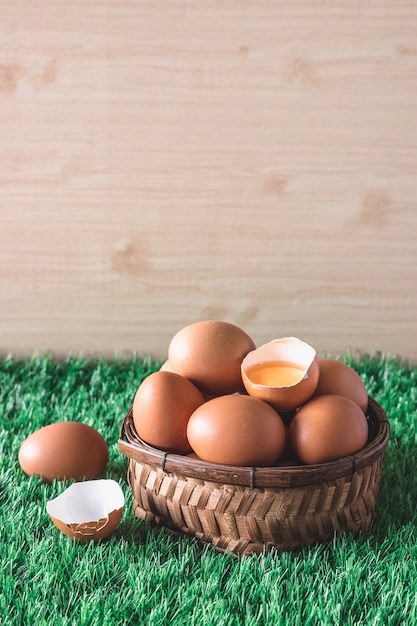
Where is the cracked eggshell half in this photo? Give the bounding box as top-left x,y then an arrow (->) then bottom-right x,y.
241,337 -> 320,413
46,479 -> 125,542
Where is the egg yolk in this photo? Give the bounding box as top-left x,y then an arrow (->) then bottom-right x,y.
246,361 -> 306,387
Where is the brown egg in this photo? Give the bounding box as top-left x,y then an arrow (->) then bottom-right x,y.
187,394 -> 286,466
186,451 -> 202,459
18,422 -> 109,483
159,359 -> 177,373
241,337 -> 319,412
280,426 -> 297,461
313,358 -> 369,412
289,394 -> 369,465
132,371 -> 205,454
168,320 -> 256,396
160,355 -> 216,402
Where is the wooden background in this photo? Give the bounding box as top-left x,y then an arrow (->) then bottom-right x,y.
1,1 -> 416,361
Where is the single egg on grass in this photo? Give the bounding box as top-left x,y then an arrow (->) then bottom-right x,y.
18,422 -> 109,483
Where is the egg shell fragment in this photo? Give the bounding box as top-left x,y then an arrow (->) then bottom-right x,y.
46,479 -> 125,542
132,370 -> 206,454
313,358 -> 369,412
168,320 -> 256,396
187,394 -> 286,466
289,394 -> 369,465
18,421 -> 109,483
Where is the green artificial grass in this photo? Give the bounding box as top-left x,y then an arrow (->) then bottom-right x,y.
1,351 -> 417,625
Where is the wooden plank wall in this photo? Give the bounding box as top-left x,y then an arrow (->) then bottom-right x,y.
1,1 -> 416,361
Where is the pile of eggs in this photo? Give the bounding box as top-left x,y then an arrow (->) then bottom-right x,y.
132,320 -> 370,467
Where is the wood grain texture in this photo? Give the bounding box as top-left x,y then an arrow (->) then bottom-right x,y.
1,1 -> 416,360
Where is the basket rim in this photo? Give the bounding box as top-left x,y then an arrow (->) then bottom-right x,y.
118,396 -> 389,488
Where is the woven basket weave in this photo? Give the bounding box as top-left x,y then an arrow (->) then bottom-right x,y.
118,397 -> 389,556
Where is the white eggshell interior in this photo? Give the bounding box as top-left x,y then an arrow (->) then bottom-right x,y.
46,479 -> 125,524
242,337 -> 316,380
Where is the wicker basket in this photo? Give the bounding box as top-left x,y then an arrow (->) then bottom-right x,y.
118,397 -> 389,556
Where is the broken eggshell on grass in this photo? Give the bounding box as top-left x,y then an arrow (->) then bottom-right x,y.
46,479 -> 125,542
